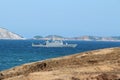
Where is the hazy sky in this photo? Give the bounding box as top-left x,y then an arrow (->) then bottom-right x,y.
0,0 -> 120,38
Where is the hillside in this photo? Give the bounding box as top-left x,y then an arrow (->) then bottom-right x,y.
0,28 -> 23,39
0,47 -> 120,80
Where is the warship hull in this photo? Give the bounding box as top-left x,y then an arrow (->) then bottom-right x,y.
32,43 -> 77,48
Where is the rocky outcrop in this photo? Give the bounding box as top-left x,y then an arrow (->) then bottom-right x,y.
0,47 -> 120,80
0,28 -> 23,39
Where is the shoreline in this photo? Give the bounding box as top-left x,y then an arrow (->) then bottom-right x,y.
0,47 -> 120,80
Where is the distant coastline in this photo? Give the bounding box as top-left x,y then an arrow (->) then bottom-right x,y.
0,27 -> 120,42
32,35 -> 120,42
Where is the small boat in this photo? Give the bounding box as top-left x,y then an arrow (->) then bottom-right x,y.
32,40 -> 77,48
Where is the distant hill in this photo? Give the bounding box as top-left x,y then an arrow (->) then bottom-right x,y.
45,35 -> 64,38
74,36 -> 120,41
33,35 -> 43,39
33,35 -> 64,40
32,35 -> 120,41
0,28 -> 23,39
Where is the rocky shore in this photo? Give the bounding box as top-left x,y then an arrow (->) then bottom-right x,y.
0,47 -> 120,80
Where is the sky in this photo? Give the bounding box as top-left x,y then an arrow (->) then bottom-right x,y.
0,0 -> 120,38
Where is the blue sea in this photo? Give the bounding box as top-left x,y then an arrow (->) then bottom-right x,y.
0,40 -> 120,71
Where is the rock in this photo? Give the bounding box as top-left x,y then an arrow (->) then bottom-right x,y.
95,73 -> 119,80
0,73 -> 3,80
71,77 -> 80,80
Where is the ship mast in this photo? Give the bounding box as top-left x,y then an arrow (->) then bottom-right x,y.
52,35 -> 55,41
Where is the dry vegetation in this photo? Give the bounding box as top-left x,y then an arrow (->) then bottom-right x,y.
0,47 -> 120,80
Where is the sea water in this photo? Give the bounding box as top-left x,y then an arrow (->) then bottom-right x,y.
0,40 -> 120,71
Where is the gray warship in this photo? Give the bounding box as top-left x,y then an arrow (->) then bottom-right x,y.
32,40 -> 77,48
